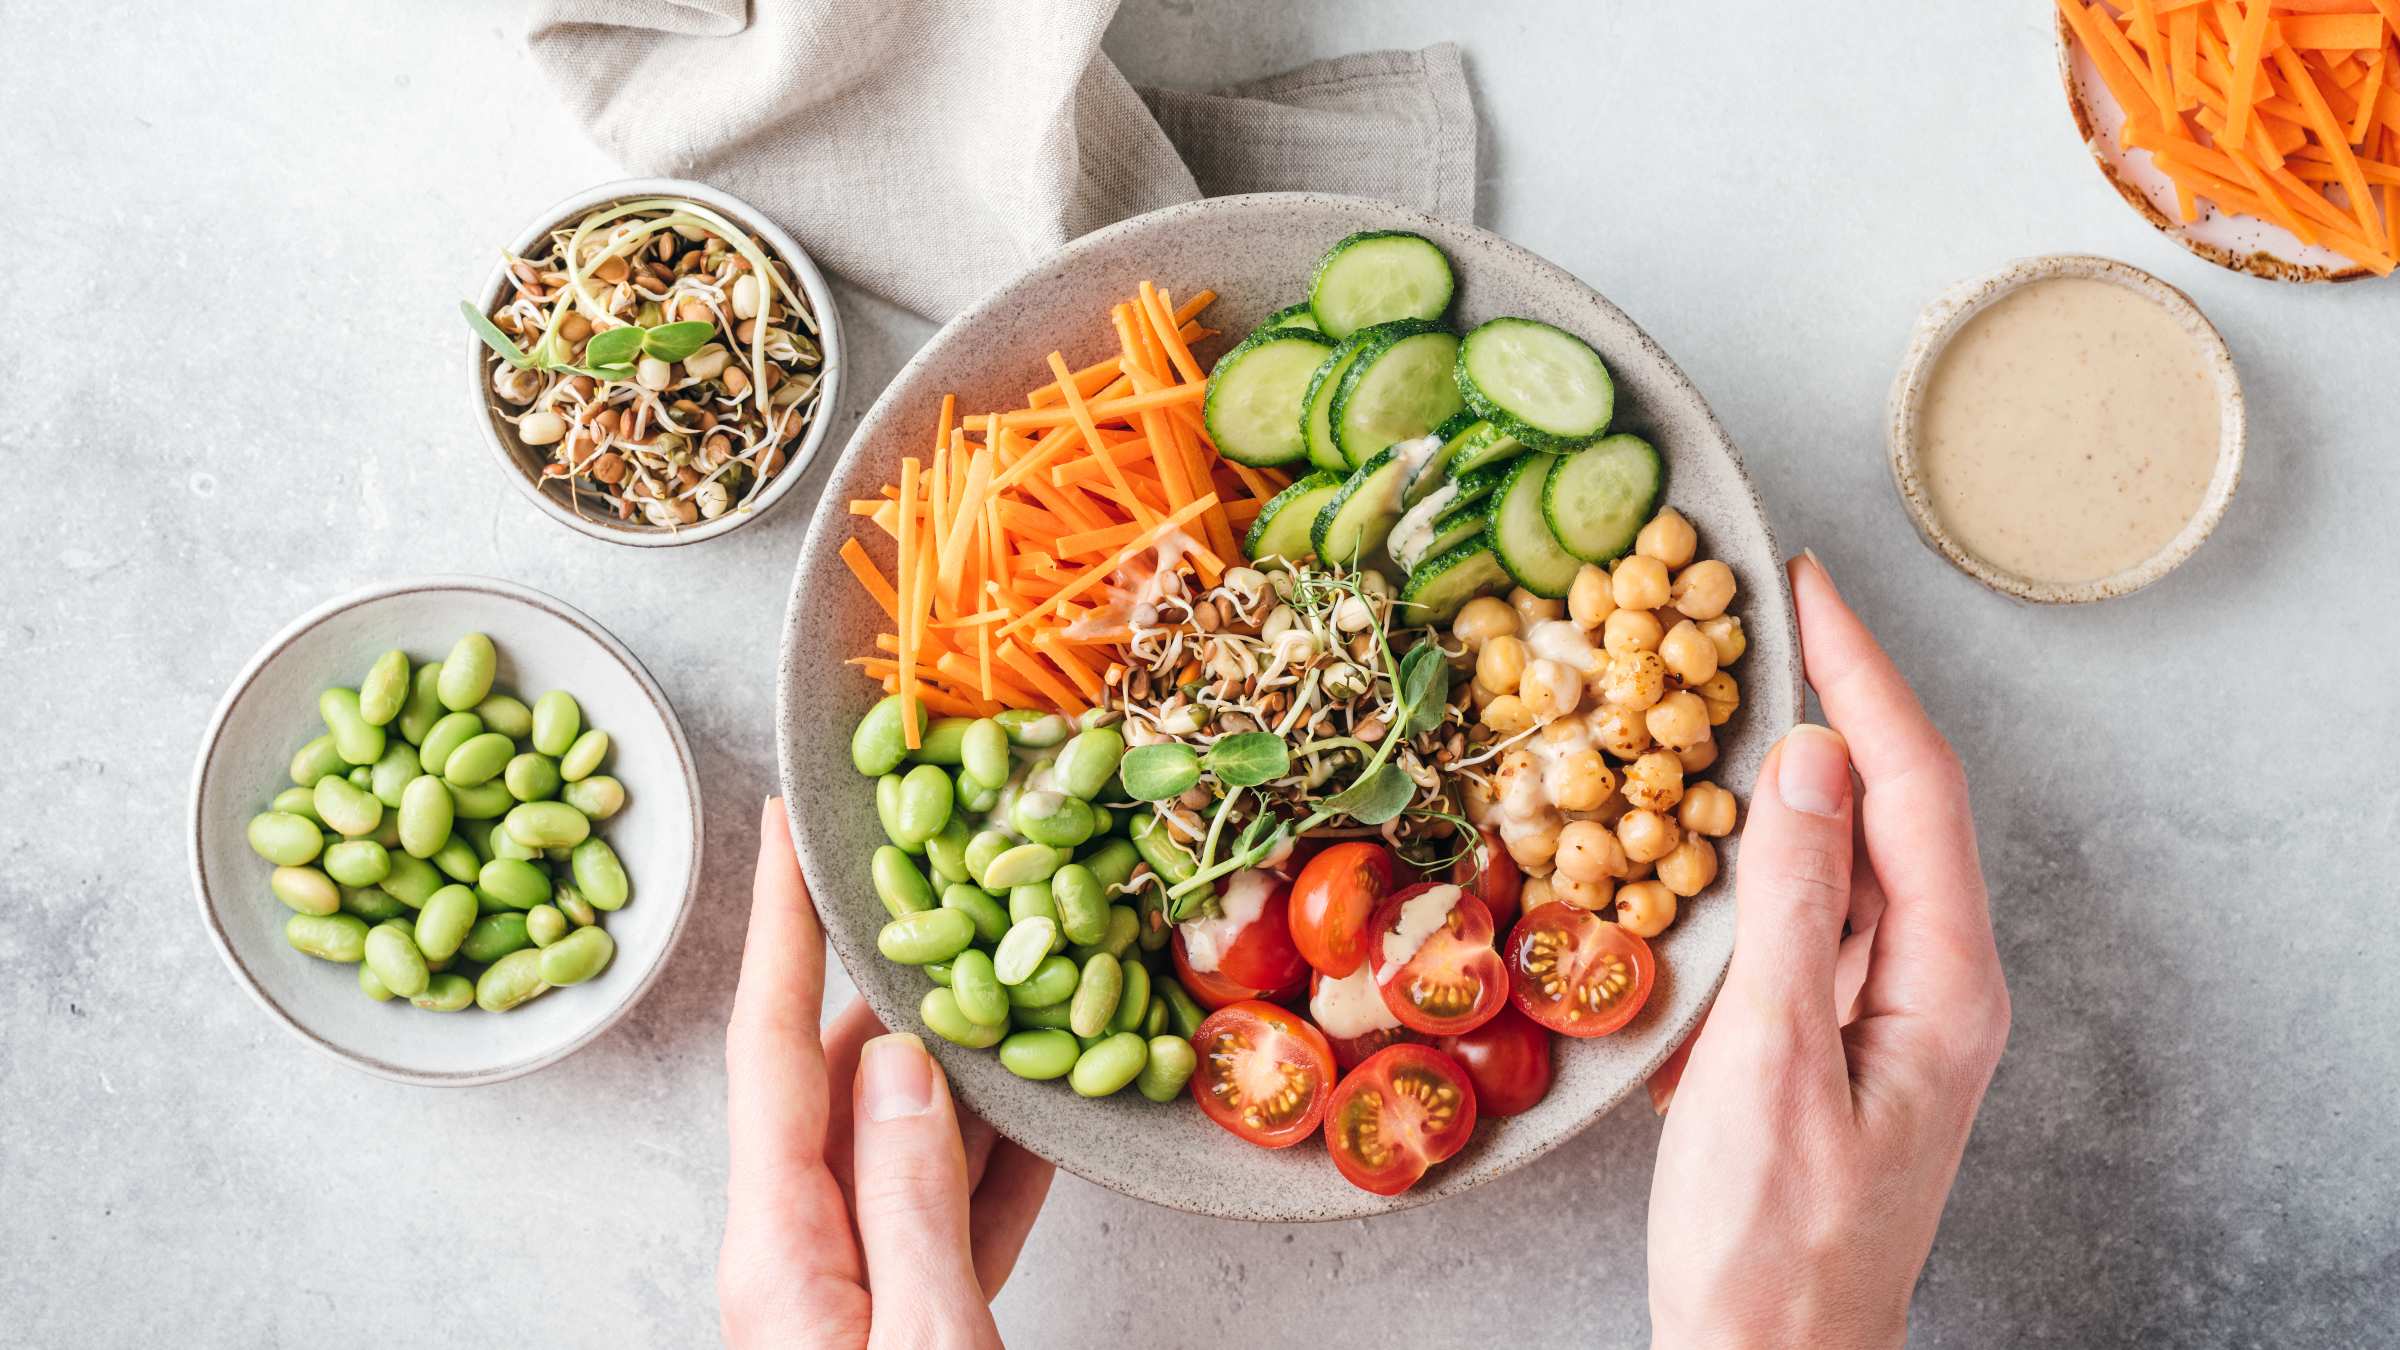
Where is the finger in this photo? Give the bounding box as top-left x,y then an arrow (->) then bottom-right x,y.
850,1033 -> 1000,1339
818,999 -> 886,1216
723,799 -> 841,1228
968,1140 -> 1055,1299
1725,726 -> 1856,1039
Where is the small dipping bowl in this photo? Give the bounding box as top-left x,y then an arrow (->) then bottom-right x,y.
1887,254 -> 2245,604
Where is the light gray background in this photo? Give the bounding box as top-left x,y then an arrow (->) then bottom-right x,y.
5,2 -> 2395,1346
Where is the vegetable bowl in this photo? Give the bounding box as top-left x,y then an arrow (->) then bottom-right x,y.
777,193 -> 1799,1220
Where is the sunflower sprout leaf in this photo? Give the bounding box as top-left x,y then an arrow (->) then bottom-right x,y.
1119,743 -> 1201,802
583,325 -> 647,369
462,301 -> 535,368
641,320 -> 716,362
1205,732 -> 1288,788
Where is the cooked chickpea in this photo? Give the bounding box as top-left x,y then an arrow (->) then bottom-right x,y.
1519,875 -> 1556,910
1452,595 -> 1520,648
1646,689 -> 1710,750
1635,507 -> 1699,570
1675,737 -> 1719,774
1669,559 -> 1737,620
1508,820 -> 1562,869
1613,880 -> 1678,937
1519,658 -> 1581,722
1482,693 -> 1534,736
1658,619 -> 1719,686
1546,749 -> 1616,813
1695,671 -> 1741,726
1594,650 -> 1665,711
1657,837 -> 1719,898
1553,871 -> 1618,912
1476,634 -> 1529,695
1697,614 -> 1746,666
1678,781 -> 1738,837
1623,858 -> 1655,882
1621,750 -> 1685,812
1567,564 -> 1616,630
1617,808 -> 1681,864
1612,555 -> 1672,610
1555,819 -> 1628,883
1592,784 -> 1632,827
1509,586 -> 1565,629
1602,607 -> 1663,657
1589,703 -> 1653,759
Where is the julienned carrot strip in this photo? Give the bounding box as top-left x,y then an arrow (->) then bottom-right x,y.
1032,633 -> 1106,701
2284,12 -> 2384,47
839,539 -> 900,623
895,455 -> 922,745
995,642 -> 1087,716
999,496 -> 1217,637
2226,0 -> 2275,148
2172,6 -> 2202,107
995,381 -> 1208,431
1139,282 -> 1206,386
2275,43 -> 2385,232
2064,0 -> 2163,126
1056,519 -> 1144,558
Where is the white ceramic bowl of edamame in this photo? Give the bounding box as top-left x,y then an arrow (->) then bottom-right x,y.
189,576 -> 703,1085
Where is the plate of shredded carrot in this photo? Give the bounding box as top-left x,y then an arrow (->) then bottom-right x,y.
2056,0 -> 2400,281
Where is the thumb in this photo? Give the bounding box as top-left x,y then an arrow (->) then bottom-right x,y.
849,1033 -> 999,1343
1725,724 -> 1855,1031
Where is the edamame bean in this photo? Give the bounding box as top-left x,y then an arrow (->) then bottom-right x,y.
505,801 -> 590,850
1051,726 -> 1125,800
924,960 -> 954,987
940,884 -> 1010,944
1090,806 -> 1116,836
1109,959 -> 1151,1035
1008,880 -> 1060,932
477,857 -> 551,909
1004,954 -> 1079,1008
949,949 -> 1009,1027
1069,1032 -> 1148,1098
962,829 -> 1012,887
530,690 -> 581,757
270,786 -> 323,825
418,711 -> 484,778
486,819 -> 540,861
364,920 -> 431,999
318,688 -> 386,767
396,662 -> 446,745
923,818 -> 971,885
289,734 -> 347,788
412,973 -> 475,1012
983,843 -> 1060,890
378,852 -> 441,907
1136,1036 -> 1197,1102
429,834 -> 479,883
1143,999 -> 1168,1039
959,719 -> 1010,788
878,908 -> 976,966
1128,813 -> 1197,886
459,912 -> 531,963
438,633 -> 496,712
538,926 -> 614,985
322,840 -> 391,887
569,838 -> 629,910
312,774 -> 384,838
1049,864 -> 1108,945
851,694 -> 925,777
505,753 -> 563,803
247,811 -> 323,866
415,884 -> 477,961
999,1029 -> 1079,1080
559,774 -> 623,819
553,880 -> 598,928
1010,790 -> 1094,848
358,650 -> 411,726
1012,1000 -> 1075,1031
994,709 -> 1070,749
340,885 -> 406,922
1069,954 -> 1123,1038
891,764 -> 953,848
270,865 -> 340,916
920,991 -> 1004,1048
368,743 -> 421,809
1080,837 -> 1140,891
475,947 -> 549,1011
449,779 -> 514,819
472,693 -> 532,740
1160,980 -> 1206,1040
875,774 -> 914,853
285,912 -> 369,963
371,812 -> 403,849
347,765 -> 374,791
914,717 -> 973,766
560,729 -> 609,782
993,918 -> 1059,985
442,732 -> 515,788
1135,883 -> 1171,952
1096,904 -> 1140,961
359,962 -> 395,1002
526,904 -> 569,947
872,846 -> 937,918
955,769 -> 1000,815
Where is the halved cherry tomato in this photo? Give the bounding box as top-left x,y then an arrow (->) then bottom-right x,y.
1172,933 -> 1279,1011
1190,1001 -> 1337,1149
1503,902 -> 1656,1037
1289,842 -> 1397,978
1365,883 -> 1508,1036
1449,827 -> 1523,934
1322,1044 -> 1480,1195
1177,871 -> 1308,996
1435,1004 -> 1553,1116
1309,969 -> 1420,1071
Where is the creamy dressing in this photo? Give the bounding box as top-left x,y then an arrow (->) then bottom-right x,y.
1062,528 -> 1208,639
1176,867 -> 1279,973
1917,277 -> 2221,585
1525,618 -> 1605,676
1310,964 -> 1402,1039
1376,883 -> 1462,985
1389,479 -> 1459,569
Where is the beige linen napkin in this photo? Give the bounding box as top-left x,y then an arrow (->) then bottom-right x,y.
526,0 -> 1476,321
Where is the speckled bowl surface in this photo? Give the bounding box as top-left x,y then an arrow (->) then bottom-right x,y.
190,576 -> 703,1085
1887,253 -> 2245,605
778,193 -> 1800,1220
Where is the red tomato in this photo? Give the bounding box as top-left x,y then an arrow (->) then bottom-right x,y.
1503,902 -> 1656,1038
1189,1001 -> 1337,1149
1289,842 -> 1397,978
1449,827 -> 1523,934
1309,969 -> 1421,1071
1193,872 -> 1309,995
1171,934 -> 1277,1011
1436,1004 -> 1553,1116
1365,883 -> 1509,1036
1322,1044 -> 1480,1195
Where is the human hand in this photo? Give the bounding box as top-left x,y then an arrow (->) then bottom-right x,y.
1646,555 -> 2010,1349
717,798 -> 1054,1349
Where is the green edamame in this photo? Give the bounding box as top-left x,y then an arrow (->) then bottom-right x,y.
983,843 -> 1061,890
1109,959 -> 1151,1035
270,786 -> 323,825
1069,953 -> 1123,1038
923,818 -> 972,885
1095,904 -> 1140,962
323,840 -> 392,887
851,694 -> 927,777
359,962 -> 395,1002
396,662 -> 446,745
475,947 -> 549,1011
339,885 -> 407,922
286,912 -> 369,963
415,885 -> 477,961
962,830 -> 1012,887
247,811 -> 323,866
531,690 -> 581,757
526,903 -> 568,948
872,846 -> 937,918
875,774 -> 914,853
993,918 -> 1059,985
289,734 -> 347,788
560,729 -> 609,782
1128,812 -> 1197,885
312,774 -> 383,838
477,857 -> 552,909
959,718 -> 1010,788
538,926 -> 614,986
1051,726 -> 1125,800
1004,954 -> 1079,1009
1079,837 -> 1140,891
1136,1035 -> 1197,1102
914,717 -> 973,766
429,835 -> 479,883
1050,863 -> 1108,945
370,812 -> 402,850
553,881 -> 597,928
559,775 -> 623,820
920,990 -> 1004,1048
1135,882 -> 1171,952
505,801 -> 590,850
1090,805 -> 1116,836
569,837 -> 629,910
999,1029 -> 1079,1079
954,770 -> 1000,815
1160,979 -> 1206,1040
877,908 -> 976,965
412,973 -> 475,1012
949,949 -> 1009,1028
1010,790 -> 1094,848
1008,880 -> 1060,931
347,765 -> 373,790
270,865 -> 341,916
488,820 -> 539,862
359,650 -> 411,726
505,753 -> 563,803
442,732 -> 515,788
449,779 -> 514,820
994,708 -> 1070,749
459,912 -> 531,963
472,693 -> 532,740
940,884 -> 1010,944
418,711 -> 484,778
437,633 -> 496,712
1011,1000 -> 1075,1031
319,688 -> 387,766
378,852 -> 441,907
364,920 -> 431,999
924,960 -> 954,987
1069,1032 -> 1148,1098
890,764 -> 953,848
367,743 -> 421,809
1143,998 -> 1169,1039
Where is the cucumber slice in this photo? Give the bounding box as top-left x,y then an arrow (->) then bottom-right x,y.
1448,420 -> 1527,478
1542,434 -> 1665,563
1242,471 -> 1343,566
1488,453 -> 1583,598
1204,328 -> 1337,467
1301,337 -> 1373,475
1456,318 -> 1615,452
1330,321 -> 1464,469
1309,231 -> 1455,340
1310,444 -> 1417,566
1401,413 -> 1483,507
1258,302 -> 1319,335
1390,478 -> 1490,574
1445,460 -> 1513,513
1398,540 -> 1511,624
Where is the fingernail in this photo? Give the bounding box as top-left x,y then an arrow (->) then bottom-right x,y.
1801,547 -> 1836,589
1776,724 -> 1850,817
861,1032 -> 936,1121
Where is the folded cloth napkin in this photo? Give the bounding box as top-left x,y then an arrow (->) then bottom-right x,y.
527,0 -> 1477,321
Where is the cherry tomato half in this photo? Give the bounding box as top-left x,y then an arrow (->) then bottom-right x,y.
1436,1004 -> 1553,1116
1449,827 -> 1523,935
1290,842 -> 1397,978
1172,933 -> 1281,1011
1182,871 -> 1308,996
1190,1001 -> 1337,1149
1503,902 -> 1656,1038
1365,883 -> 1508,1037
1309,968 -> 1420,1071
1323,1044 -> 1480,1195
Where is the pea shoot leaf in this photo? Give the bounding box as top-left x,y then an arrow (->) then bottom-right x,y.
1323,762 -> 1415,826
1396,640 -> 1450,738
1205,732 -> 1289,788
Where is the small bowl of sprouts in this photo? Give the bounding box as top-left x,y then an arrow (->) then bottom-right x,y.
465,178 -> 841,546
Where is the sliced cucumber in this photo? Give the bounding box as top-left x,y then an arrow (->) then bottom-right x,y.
1310,445 -> 1415,566
1445,460 -> 1513,513
1402,413 -> 1483,506
1542,434 -> 1664,563
1204,328 -> 1337,467
1258,302 -> 1319,335
1309,231 -> 1455,340
1457,317 -> 1615,451
1301,337 -> 1373,475
1488,453 -> 1583,598
1448,420 -> 1527,478
1391,483 -> 1490,574
1398,539 -> 1511,624
1242,471 -> 1344,566
1329,320 -> 1464,469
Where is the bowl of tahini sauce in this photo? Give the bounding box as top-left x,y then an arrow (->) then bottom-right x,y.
1888,254 -> 2244,604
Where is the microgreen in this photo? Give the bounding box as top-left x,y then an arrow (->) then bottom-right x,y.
583,325 -> 646,370
641,320 -> 715,362
1120,744 -> 1201,801
464,293 -> 716,388
463,302 -> 536,369
1204,732 -> 1287,788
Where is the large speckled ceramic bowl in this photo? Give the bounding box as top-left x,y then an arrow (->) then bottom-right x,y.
191,576 -> 703,1085
778,193 -> 1799,1220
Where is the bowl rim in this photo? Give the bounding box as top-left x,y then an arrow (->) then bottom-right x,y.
187,573 -> 706,1086
778,190 -> 1800,1219
467,176 -> 844,548
1885,252 -> 2247,606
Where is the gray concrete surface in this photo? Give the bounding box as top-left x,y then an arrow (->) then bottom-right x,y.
5,2 -> 2396,1345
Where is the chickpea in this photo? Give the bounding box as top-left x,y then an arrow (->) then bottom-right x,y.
1508,820 -> 1562,870
1546,749 -> 1616,813
1477,634 -> 1530,695
1657,837 -> 1719,898
1635,507 -> 1699,570
1510,586 -> 1565,629
1568,565 -> 1616,630
1617,808 -> 1682,864
1519,658 -> 1581,722
1675,737 -> 1719,774
1612,555 -> 1672,610
1597,649 -> 1667,710
1621,750 -> 1685,812
1493,749 -> 1541,809
1697,614 -> 1747,667
1589,704 -> 1653,759
1658,619 -> 1720,686
1554,871 -> 1618,912
1482,694 -> 1534,737
1669,559 -> 1737,620
1602,607 -> 1663,657
1555,819 -> 1628,883
1452,595 -> 1520,648
1519,875 -> 1556,911
1695,671 -> 1741,726
1613,880 -> 1678,937
1646,690 -> 1710,751
1678,781 -> 1738,837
